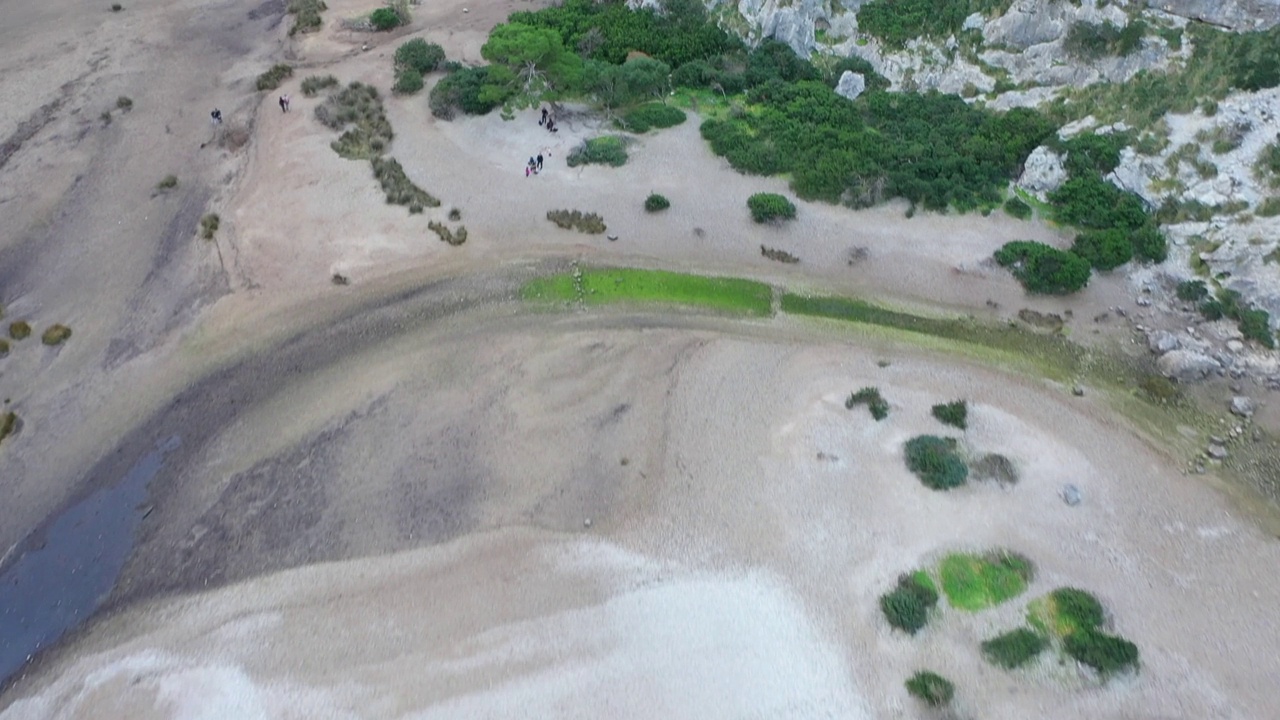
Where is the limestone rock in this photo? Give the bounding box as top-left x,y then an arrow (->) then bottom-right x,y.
1230,395 -> 1257,417
1017,146 -> 1068,200
1061,484 -> 1082,506
1149,0 -> 1280,32
1207,443 -> 1229,460
1157,349 -> 1222,381
1147,330 -> 1182,354
835,70 -> 866,100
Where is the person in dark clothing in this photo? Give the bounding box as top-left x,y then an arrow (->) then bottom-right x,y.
528,157 -> 537,175
211,108 -> 223,125
536,154 -> 543,171
540,107 -> 547,126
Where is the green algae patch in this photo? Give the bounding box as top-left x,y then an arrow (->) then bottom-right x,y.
938,551 -> 1034,611
522,269 -> 774,317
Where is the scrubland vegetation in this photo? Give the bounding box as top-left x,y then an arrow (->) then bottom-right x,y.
846,387 -> 889,420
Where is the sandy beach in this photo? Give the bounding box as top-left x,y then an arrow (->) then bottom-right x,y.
1,0 -> 1278,717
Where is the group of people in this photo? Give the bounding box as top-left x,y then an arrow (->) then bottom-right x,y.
526,150 -> 549,177
209,93 -> 289,127
539,106 -> 559,133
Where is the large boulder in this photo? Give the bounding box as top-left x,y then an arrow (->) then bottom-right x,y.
835,71 -> 866,100
1148,0 -> 1280,32
1157,349 -> 1223,381
1017,146 -> 1068,199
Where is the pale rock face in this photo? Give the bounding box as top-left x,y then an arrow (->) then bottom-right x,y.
1148,0 -> 1280,31
1017,146 -> 1068,200
1148,330 -> 1183,354
834,71 -> 865,100
1157,349 -> 1223,380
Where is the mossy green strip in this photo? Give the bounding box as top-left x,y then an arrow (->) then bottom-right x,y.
522,269 -> 773,317
938,552 -> 1030,611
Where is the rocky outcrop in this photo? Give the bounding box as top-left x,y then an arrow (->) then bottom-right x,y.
834,70 -> 865,100
1158,349 -> 1223,380
1017,146 -> 1068,200
1148,0 -> 1280,32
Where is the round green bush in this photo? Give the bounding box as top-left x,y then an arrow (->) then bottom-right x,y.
392,69 -> 424,95
994,240 -> 1091,295
1004,196 -> 1033,220
904,671 -> 954,707
567,136 -> 628,167
879,573 -> 938,634
1176,279 -> 1208,302
370,7 -> 400,31
930,400 -> 966,429
644,193 -> 670,212
621,103 -> 687,133
395,38 -> 445,74
747,192 -> 796,223
1064,630 -> 1139,675
903,435 -> 968,490
1051,587 -> 1104,632
1071,229 -> 1132,271
981,628 -> 1048,669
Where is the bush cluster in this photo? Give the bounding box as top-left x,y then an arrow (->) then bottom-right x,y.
316,82 -> 393,159
880,573 -> 938,634
429,66 -> 500,119
300,74 -> 339,97
903,435 -> 967,490
370,6 -> 402,31
760,245 -> 799,263
199,213 -> 220,240
1064,20 -> 1147,59
547,209 -> 607,234
644,193 -> 670,212
1049,176 -> 1165,263
286,0 -> 326,36
994,241 -> 1091,295
372,156 -> 440,210
42,324 -> 72,346
9,321 -> 32,340
846,386 -> 889,420
856,0 -> 1008,48
567,136 -> 628,167
747,193 -> 796,223
393,69 -> 424,95
1050,587 -> 1105,634
981,628 -> 1048,669
1176,279 -> 1208,302
619,103 -> 687,133
255,64 -> 294,92
1004,196 -> 1032,219
1198,288 -> 1275,348
930,400 -> 967,429
395,38 -> 445,74
1064,630 -> 1140,676
428,220 -> 468,246
904,670 -> 954,707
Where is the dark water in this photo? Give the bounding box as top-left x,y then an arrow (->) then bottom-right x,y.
0,435 -> 179,685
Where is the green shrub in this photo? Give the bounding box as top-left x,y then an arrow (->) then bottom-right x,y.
856,0 -> 1009,48
547,209 -> 607,234
395,38 -> 445,74
1049,587 -> 1105,634
116,96 -> 133,112
1064,20 -> 1146,59
371,156 -> 439,209
392,69 -> 424,95
199,213 -> 220,240
0,411 -> 17,444
904,671 -> 954,707
1239,308 -> 1276,348
0,339 -> 8,357
1176,279 -> 1208,302
994,241 -> 1091,295
316,82 -> 394,159
1004,196 -> 1032,220
428,220 -> 467,246
156,174 -> 178,191
1257,141 -> 1280,188
1064,631 -> 1140,676
255,63 -> 294,91
429,66 -> 501,119
982,628 -> 1048,669
42,324 -> 72,346
1071,229 -> 1133,271
448,207 -> 462,221
930,400 -> 967,429
644,193 -> 670,212
110,3 -> 123,11
747,192 -> 796,223
567,136 -> 629,167
880,573 -> 938,634
903,435 -> 967,490
846,386 -> 889,420
287,0 -> 326,36
1258,196 -> 1280,217
619,103 -> 687,133
370,7 -> 401,31
300,74 -> 339,97
9,321 -> 32,340
970,453 -> 1018,484
939,551 -> 1033,610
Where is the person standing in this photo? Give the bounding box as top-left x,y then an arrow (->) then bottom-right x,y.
536,153 -> 543,172
211,108 -> 222,125
540,107 -> 547,126
279,94 -> 290,113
